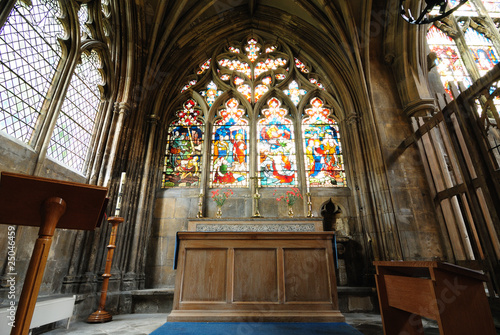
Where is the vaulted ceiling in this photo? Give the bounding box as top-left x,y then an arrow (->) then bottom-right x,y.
129,0 -> 393,119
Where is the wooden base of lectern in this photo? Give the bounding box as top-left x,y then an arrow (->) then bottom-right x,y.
11,197 -> 66,335
86,310 -> 113,323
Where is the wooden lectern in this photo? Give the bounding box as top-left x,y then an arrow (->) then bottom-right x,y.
374,261 -> 496,335
0,172 -> 108,335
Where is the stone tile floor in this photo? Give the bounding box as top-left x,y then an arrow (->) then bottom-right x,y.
39,313 -> 442,335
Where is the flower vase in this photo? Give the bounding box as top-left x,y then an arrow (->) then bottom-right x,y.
216,206 -> 223,218
287,206 -> 294,218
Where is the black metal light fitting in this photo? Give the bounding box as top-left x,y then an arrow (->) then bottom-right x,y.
400,0 -> 470,24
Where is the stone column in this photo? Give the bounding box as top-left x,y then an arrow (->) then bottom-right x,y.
123,114 -> 160,290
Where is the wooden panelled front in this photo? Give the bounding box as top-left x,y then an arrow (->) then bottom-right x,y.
284,248 -> 331,302
181,249 -> 227,302
233,248 -> 278,302
168,232 -> 344,322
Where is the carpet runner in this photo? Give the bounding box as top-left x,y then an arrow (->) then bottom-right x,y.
150,322 -> 364,334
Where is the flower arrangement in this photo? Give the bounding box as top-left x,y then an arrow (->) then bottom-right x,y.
273,187 -> 303,207
211,188 -> 233,207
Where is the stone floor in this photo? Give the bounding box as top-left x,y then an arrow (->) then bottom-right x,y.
39,313 -> 442,335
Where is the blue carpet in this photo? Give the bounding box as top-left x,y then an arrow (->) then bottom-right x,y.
150,322 -> 364,334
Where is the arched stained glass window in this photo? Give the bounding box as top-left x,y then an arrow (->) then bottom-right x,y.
211,98 -> 249,187
164,36 -> 347,190
0,0 -> 63,143
463,28 -> 499,76
163,99 -> 204,187
427,26 -> 472,98
427,0 -> 500,98
258,98 -> 296,187
303,98 -> 345,187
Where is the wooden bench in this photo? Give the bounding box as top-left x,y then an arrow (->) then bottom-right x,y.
374,261 -> 495,335
0,295 -> 75,334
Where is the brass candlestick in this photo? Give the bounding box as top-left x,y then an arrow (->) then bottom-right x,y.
87,216 -> 123,323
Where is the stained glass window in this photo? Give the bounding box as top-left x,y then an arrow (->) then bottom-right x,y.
197,59 -> 211,75
163,99 -> 204,187
48,50 -> 103,171
0,0 -> 63,143
210,98 -> 249,187
283,80 -> 307,106
167,36 -> 347,190
258,98 -> 297,187
181,79 -> 197,93
199,81 -> 222,107
464,28 -> 499,77
427,26 -> 472,98
303,98 -> 345,187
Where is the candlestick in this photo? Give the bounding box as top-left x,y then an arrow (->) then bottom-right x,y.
114,172 -> 126,216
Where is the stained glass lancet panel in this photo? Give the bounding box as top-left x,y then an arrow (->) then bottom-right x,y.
464,28 -> 499,77
427,26 -> 472,98
303,98 -> 346,187
48,50 -> 103,171
210,98 -> 249,187
257,98 -> 297,187
0,0 -> 63,143
163,99 -> 204,187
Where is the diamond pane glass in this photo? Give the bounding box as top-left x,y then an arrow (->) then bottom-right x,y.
303,98 -> 345,187
78,3 -> 92,39
163,99 -> 204,187
0,0 -> 63,143
48,51 -> 103,172
210,98 -> 249,187
258,98 -> 296,187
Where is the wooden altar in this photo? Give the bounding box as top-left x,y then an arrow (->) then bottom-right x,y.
168,231 -> 344,322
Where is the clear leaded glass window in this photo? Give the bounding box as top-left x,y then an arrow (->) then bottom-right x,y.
163,99 -> 204,187
0,0 -> 63,143
47,50 -> 103,171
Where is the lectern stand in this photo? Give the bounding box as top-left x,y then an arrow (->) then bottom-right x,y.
374,261 -> 496,335
0,172 -> 108,335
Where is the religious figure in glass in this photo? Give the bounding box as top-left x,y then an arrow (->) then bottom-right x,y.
303,98 -> 345,187
210,98 -> 249,187
163,99 -> 204,187
258,98 -> 297,186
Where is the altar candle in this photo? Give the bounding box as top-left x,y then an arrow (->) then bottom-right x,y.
114,172 -> 126,217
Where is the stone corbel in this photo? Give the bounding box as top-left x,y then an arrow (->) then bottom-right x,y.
403,98 -> 437,117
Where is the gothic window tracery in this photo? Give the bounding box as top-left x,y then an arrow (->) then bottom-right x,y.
164,36 -> 347,190
426,0 -> 500,98
0,0 -> 112,174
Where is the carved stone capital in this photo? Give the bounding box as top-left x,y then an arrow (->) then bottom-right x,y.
147,114 -> 160,125
403,98 -> 436,117
344,113 -> 359,126
113,102 -> 132,117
